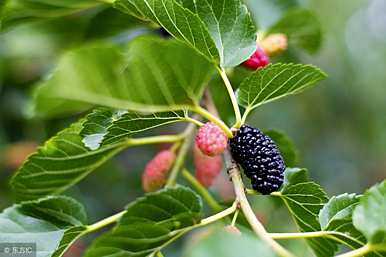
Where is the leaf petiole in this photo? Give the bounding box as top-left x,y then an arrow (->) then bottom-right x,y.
335,244 -> 373,257
269,231 -> 362,244
126,134 -> 184,146
184,116 -> 204,127
241,107 -> 251,125
85,211 -> 126,233
217,67 -> 242,128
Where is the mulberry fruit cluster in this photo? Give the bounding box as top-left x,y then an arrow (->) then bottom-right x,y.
193,142 -> 222,187
195,122 -> 227,156
229,124 -> 285,194
142,150 -> 176,192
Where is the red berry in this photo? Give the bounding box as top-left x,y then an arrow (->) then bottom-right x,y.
242,47 -> 269,70
142,150 -> 176,192
195,122 -> 227,156
193,142 -> 222,187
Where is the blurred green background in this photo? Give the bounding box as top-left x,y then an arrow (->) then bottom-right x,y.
0,0 -> 385,256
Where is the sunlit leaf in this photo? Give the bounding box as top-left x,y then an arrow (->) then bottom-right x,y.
114,0 -> 257,68
81,108 -> 189,149
33,37 -> 215,117
238,63 -> 326,120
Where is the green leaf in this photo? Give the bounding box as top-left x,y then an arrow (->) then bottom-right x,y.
11,119 -> 127,202
319,193 -> 359,231
114,0 -> 257,68
267,9 -> 322,53
0,0 -> 103,30
81,108 -> 189,149
80,108 -> 128,150
84,186 -> 203,257
283,167 -> 308,186
184,227 -> 277,257
276,168 -> 337,257
33,37 -> 215,117
0,196 -> 87,257
238,63 -> 327,119
264,129 -> 298,167
353,180 -> 386,245
319,194 -> 367,250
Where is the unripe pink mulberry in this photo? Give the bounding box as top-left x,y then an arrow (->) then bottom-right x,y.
193,143 -> 222,187
142,150 -> 176,192
242,47 -> 269,70
195,122 -> 227,156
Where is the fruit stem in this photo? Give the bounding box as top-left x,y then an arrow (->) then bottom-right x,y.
193,105 -> 233,138
165,123 -> 196,186
335,244 -> 373,257
182,168 -> 223,212
170,141 -> 181,153
245,188 -> 260,195
217,67 -> 242,129
224,150 -> 295,257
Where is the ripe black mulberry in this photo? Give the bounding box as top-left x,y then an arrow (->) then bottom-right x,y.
229,124 -> 285,194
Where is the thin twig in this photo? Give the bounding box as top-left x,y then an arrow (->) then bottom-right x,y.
165,123 -> 196,186
182,169 -> 223,212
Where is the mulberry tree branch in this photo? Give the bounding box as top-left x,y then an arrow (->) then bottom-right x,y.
224,151 -> 295,257
205,91 -> 294,257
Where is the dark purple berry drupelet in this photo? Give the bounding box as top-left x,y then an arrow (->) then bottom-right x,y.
229,124 -> 285,194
